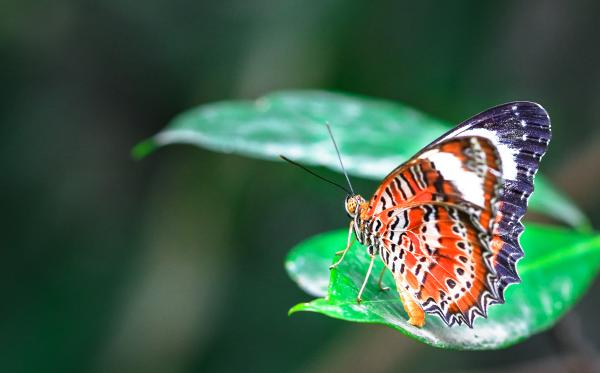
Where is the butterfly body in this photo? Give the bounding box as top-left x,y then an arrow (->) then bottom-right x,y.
341,102 -> 551,328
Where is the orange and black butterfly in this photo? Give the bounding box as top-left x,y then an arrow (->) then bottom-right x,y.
285,102 -> 551,328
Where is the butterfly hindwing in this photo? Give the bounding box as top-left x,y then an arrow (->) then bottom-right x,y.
376,204 -> 498,327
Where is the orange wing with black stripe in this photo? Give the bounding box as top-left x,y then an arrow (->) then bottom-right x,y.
365,136 -> 504,326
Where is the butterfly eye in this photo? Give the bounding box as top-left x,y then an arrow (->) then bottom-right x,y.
345,197 -> 357,216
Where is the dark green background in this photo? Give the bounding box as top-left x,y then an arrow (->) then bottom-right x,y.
3,1 -> 600,372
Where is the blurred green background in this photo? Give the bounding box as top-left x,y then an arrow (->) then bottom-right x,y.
3,1 -> 600,372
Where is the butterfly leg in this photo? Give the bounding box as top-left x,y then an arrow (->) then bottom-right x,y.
329,221 -> 355,270
395,277 -> 425,328
356,254 -> 376,303
377,267 -> 390,291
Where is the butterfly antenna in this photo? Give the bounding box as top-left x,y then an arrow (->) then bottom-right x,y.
326,123 -> 355,195
279,155 -> 351,194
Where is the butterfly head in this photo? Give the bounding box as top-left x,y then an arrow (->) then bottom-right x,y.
345,194 -> 366,218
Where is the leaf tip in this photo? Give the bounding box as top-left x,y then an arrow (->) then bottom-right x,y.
131,138 -> 158,160
288,303 -> 308,316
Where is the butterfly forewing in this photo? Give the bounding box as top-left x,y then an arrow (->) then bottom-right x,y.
427,102 -> 552,287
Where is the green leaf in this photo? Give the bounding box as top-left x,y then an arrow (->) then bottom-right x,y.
133,90 -> 588,228
286,225 -> 600,350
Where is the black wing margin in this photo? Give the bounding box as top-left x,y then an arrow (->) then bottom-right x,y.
424,102 -> 551,298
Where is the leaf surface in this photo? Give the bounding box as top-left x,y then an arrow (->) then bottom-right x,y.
286,224 -> 600,349
133,90 -> 588,228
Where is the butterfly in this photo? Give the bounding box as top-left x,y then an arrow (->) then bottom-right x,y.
325,102 -> 552,328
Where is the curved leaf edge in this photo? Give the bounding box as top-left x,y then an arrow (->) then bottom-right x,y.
288,290 -> 572,351
288,301 -> 526,350
287,225 -> 600,350
132,90 -> 590,229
